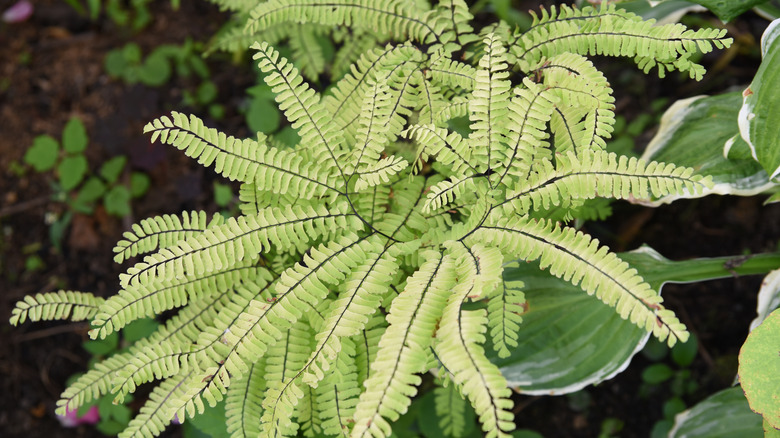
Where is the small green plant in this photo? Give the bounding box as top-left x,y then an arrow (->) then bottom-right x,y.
105,40 -> 224,118
64,0 -> 180,31
639,335 -> 699,438
10,1 -> 780,437
21,117 -> 150,248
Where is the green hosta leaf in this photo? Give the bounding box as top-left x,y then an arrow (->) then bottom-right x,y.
618,1 -> 706,24
57,155 -> 88,191
642,93 -> 773,203
751,269 -> 780,333
24,135 -> 60,172
755,1 -> 780,20
669,387 -> 763,437
103,185 -> 131,217
688,0 -> 768,22
99,156 -> 127,184
739,308 -> 780,429
740,18 -> 780,180
493,246 -> 780,394
63,118 -> 88,154
630,1 -> 766,23
489,258 -> 652,394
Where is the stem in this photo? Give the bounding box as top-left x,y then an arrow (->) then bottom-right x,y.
636,252 -> 780,288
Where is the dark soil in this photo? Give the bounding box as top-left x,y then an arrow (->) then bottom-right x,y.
0,1 -> 775,437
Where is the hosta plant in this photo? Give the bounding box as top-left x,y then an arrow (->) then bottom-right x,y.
10,1 -> 734,437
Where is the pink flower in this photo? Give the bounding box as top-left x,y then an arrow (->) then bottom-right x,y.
2,1 -> 33,23
57,405 -> 100,428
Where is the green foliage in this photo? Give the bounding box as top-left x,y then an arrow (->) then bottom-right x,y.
739,308 -> 780,430
11,1 -> 737,437
20,117 -> 151,250
64,0 -> 179,30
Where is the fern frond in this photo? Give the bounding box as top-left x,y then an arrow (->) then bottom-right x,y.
429,243 -> 513,437
352,251 -> 455,437
429,0 -> 476,50
108,279 -> 274,408
10,291 -> 103,325
355,157 -> 409,191
538,53 -> 615,152
56,351 -> 132,415
118,372 -> 196,438
512,4 -> 732,79
323,43 -> 423,144
298,385 -> 323,437
238,183 -> 313,216
404,124 -> 474,176
117,203 -> 358,291
57,289 -> 234,415
113,211 -> 224,264
354,315 -> 386,388
494,78 -> 557,186
331,30 -> 381,80
503,150 -> 712,216
253,41 -> 348,178
289,24 -> 327,81
487,260 -> 525,359
428,56 -> 476,91
424,174 -> 480,214
415,69 -> 448,127
434,383 -> 468,438
226,360 -> 267,438
469,33 -> 512,174
318,342 -> 361,436
92,263 -> 269,340
193,235 -> 376,414
206,18 -> 290,56
435,304 -> 514,438
471,217 -> 688,346
108,278 -> 272,403
258,319 -> 314,437
301,239 -> 396,386
349,79 -> 394,174
144,112 -> 342,198
246,0 -> 442,46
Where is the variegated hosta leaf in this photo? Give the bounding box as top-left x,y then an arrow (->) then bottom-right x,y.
739,18 -> 780,180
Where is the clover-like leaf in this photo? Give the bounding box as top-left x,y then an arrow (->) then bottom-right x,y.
24,135 -> 59,172
57,155 -> 88,191
63,118 -> 88,154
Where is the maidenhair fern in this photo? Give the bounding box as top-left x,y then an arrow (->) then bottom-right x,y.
11,1 -> 731,437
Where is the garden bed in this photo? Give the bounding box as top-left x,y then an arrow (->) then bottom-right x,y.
0,1 -> 774,437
